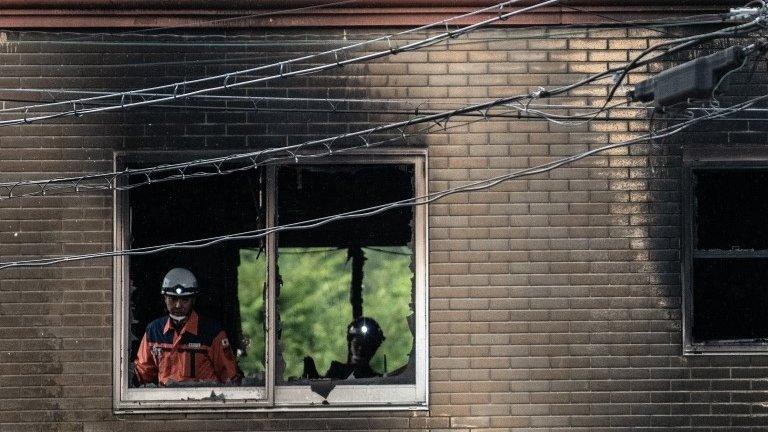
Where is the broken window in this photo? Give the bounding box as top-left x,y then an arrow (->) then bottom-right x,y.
275,165 -> 416,387
113,152 -> 427,410
684,166 -> 768,352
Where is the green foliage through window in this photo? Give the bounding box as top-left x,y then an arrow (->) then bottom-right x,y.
236,247 -> 414,381
237,249 -> 266,377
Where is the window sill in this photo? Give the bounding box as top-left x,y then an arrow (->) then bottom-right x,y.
684,343 -> 768,355
114,402 -> 429,414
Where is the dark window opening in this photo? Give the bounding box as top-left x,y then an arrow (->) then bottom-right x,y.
695,170 -> 768,250
693,258 -> 768,341
127,164 -> 266,387
690,168 -> 768,344
275,164 -> 416,384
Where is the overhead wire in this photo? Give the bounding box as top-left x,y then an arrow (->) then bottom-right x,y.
0,105 -> 486,200
601,9 -> 768,118
0,5 -> 756,109
558,2 -> 682,38
0,0 -> 562,124
0,55 -> 666,201
7,93 -> 765,125
1,4 -> 762,129
2,24 -> 766,200
63,0 -> 360,41
0,4 -> 763,267
0,18 -> 739,69
4,87 -> 768,114
0,8 -> 738,45
1,91 -> 764,271
0,97 -> 583,201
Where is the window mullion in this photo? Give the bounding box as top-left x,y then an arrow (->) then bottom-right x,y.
265,165 -> 277,406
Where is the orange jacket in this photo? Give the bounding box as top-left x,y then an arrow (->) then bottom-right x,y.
134,311 -> 241,386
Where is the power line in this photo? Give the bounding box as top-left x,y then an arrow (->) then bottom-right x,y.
4,88 -> 768,116
1,92 -> 762,271
0,98 -> 609,201
6,93 -> 764,132
1,6 -> 762,128
363,247 -> 412,256
589,13 -> 767,125
0,5 -> 763,119
558,2 -> 682,38
0,63 -> 657,201
0,0 -> 561,124
63,0 -> 360,41
1,28 -> 763,200
0,9 -> 738,46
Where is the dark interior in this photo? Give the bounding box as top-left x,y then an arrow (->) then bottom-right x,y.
277,164 -> 414,247
695,169 -> 768,250
127,168 -> 264,366
126,161 -> 415,383
692,258 -> 768,342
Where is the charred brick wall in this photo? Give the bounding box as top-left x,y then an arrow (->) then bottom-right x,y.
0,25 -> 766,431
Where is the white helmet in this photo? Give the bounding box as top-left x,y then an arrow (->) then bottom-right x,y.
161,268 -> 199,297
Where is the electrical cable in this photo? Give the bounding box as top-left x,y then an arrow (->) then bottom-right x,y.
0,9 -> 739,46
0,0 -> 762,120
2,28 -> 766,200
0,0 -> 561,124
710,48 -> 754,106
63,0 -> 360,42
0,84 -> 649,201
0,104 -> 518,201
602,10 -> 767,117
363,247 -> 412,256
5,88 -> 768,116
2,91 -> 639,120
1,91 -> 763,271
2,4 -> 760,129
0,97 -> 646,120
544,17 -> 768,125
0,16 -> 740,69
9,93 -> 764,125
558,2 -> 682,38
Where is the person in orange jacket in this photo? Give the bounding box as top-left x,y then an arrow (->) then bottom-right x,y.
133,267 -> 242,386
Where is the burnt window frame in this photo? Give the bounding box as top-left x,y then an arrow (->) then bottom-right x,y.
683,154 -> 768,354
112,149 -> 429,412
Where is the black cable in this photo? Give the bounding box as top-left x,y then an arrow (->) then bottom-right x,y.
2,29 -> 765,200
1,91 -> 762,271
0,0 -> 560,125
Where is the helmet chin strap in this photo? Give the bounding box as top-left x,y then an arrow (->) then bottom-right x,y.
169,313 -> 187,322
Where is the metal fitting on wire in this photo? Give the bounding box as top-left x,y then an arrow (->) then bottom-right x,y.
627,46 -> 746,111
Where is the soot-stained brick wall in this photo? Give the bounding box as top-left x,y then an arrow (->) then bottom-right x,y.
1,25 -> 768,431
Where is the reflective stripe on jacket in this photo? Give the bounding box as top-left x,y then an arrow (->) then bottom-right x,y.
134,311 -> 241,385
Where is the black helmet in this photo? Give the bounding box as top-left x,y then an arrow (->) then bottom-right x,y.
160,267 -> 199,297
347,317 -> 385,346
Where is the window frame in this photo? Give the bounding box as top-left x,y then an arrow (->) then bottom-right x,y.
682,151 -> 768,355
112,149 -> 428,412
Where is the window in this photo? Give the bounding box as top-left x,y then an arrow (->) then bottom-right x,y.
683,160 -> 768,353
113,150 -> 428,411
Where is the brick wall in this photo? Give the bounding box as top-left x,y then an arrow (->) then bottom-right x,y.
0,24 -> 766,430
